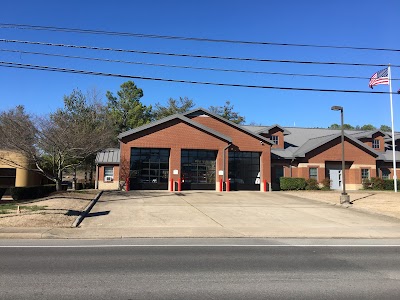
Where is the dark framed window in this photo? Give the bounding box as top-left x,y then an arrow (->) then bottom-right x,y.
271,135 -> 279,145
181,150 -> 217,184
309,168 -> 318,180
130,148 -> 170,184
228,151 -> 260,185
372,139 -> 380,149
361,168 -> 370,180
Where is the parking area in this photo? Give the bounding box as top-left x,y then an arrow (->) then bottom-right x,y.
80,190 -> 400,238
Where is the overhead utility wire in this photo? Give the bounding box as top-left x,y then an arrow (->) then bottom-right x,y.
0,61 -> 393,95
1,23 -> 399,53
1,39 -> 399,68
4,48 -> 397,81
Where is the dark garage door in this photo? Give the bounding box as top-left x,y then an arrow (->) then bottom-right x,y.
129,148 -> 170,190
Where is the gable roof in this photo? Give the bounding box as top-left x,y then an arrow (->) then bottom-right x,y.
183,108 -> 273,145
349,130 -> 388,139
96,148 -> 120,164
293,133 -> 379,158
254,124 -> 291,135
117,113 -> 232,143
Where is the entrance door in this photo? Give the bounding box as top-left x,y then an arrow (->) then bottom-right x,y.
272,166 -> 284,191
329,169 -> 342,190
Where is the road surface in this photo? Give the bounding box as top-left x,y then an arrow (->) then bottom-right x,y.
1,239 -> 399,299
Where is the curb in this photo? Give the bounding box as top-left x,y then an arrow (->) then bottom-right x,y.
72,191 -> 103,228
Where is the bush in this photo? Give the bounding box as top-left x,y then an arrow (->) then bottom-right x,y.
10,185 -> 56,201
362,178 -> 372,190
280,177 -> 306,191
382,179 -> 400,191
305,178 -> 319,190
321,178 -> 331,190
370,177 -> 385,190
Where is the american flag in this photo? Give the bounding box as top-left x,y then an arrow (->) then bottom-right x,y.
369,68 -> 389,89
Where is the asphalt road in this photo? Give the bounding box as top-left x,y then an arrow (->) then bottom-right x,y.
1,239 -> 400,299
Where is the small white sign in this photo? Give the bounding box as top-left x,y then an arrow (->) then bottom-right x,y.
173,169 -> 179,175
218,170 -> 224,175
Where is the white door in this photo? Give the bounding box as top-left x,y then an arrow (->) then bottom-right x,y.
329,169 -> 342,190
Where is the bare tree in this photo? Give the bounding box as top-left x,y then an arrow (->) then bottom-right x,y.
0,89 -> 114,191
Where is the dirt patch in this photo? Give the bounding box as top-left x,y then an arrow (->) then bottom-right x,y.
282,190 -> 400,220
0,190 -> 98,228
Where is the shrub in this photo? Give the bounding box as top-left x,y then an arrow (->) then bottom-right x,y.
10,185 -> 56,201
362,178 -> 372,190
305,178 -> 320,190
280,177 -> 306,191
370,177 -> 385,190
382,179 -> 400,191
321,178 -> 331,190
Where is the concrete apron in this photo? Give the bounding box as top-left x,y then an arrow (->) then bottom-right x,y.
32,190 -> 400,239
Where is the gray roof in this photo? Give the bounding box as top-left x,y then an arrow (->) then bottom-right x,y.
244,126 -> 384,159
95,148 -> 120,164
183,108 -> 273,145
254,124 -> 291,135
118,114 -> 232,143
349,130 -> 388,139
292,133 -> 379,158
379,151 -> 400,162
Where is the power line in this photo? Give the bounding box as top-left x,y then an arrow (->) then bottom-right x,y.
1,39 -> 399,68
1,23 -> 399,53
0,60 -> 394,95
4,48 -> 398,81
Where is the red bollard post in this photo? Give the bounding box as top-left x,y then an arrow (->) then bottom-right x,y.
219,178 -> 223,192
226,180 -> 230,192
125,177 -> 130,192
263,179 -> 267,192
178,178 -> 182,192
170,178 -> 173,191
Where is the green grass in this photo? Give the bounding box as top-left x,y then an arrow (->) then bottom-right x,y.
0,204 -> 47,214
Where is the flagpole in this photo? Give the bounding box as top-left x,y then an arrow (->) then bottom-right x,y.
388,64 -> 397,192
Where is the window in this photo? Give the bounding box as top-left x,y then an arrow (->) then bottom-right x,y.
382,168 -> 390,180
271,135 -> 279,145
372,139 -> 380,149
361,169 -> 370,180
104,166 -> 114,177
309,168 -> 318,180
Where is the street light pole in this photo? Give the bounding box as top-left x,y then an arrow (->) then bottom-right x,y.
331,106 -> 350,204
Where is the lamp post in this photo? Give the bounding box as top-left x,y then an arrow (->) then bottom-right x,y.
331,106 -> 350,204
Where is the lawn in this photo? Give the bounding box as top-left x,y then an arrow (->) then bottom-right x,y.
0,203 -> 47,214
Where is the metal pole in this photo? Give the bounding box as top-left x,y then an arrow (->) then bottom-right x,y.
388,65 -> 397,192
341,109 -> 347,196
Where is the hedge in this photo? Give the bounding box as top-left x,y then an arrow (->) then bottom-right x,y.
280,177 -> 307,190
362,178 -> 400,191
10,185 -> 56,201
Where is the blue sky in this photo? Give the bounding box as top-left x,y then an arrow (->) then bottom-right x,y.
1,0 -> 399,129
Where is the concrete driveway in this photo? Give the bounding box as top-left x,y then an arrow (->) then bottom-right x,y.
79,190 -> 400,238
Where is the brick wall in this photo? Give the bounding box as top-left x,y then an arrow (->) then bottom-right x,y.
120,116 -> 271,191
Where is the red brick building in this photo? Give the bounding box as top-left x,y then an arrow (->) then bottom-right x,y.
244,125 -> 400,190
95,108 -> 400,191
